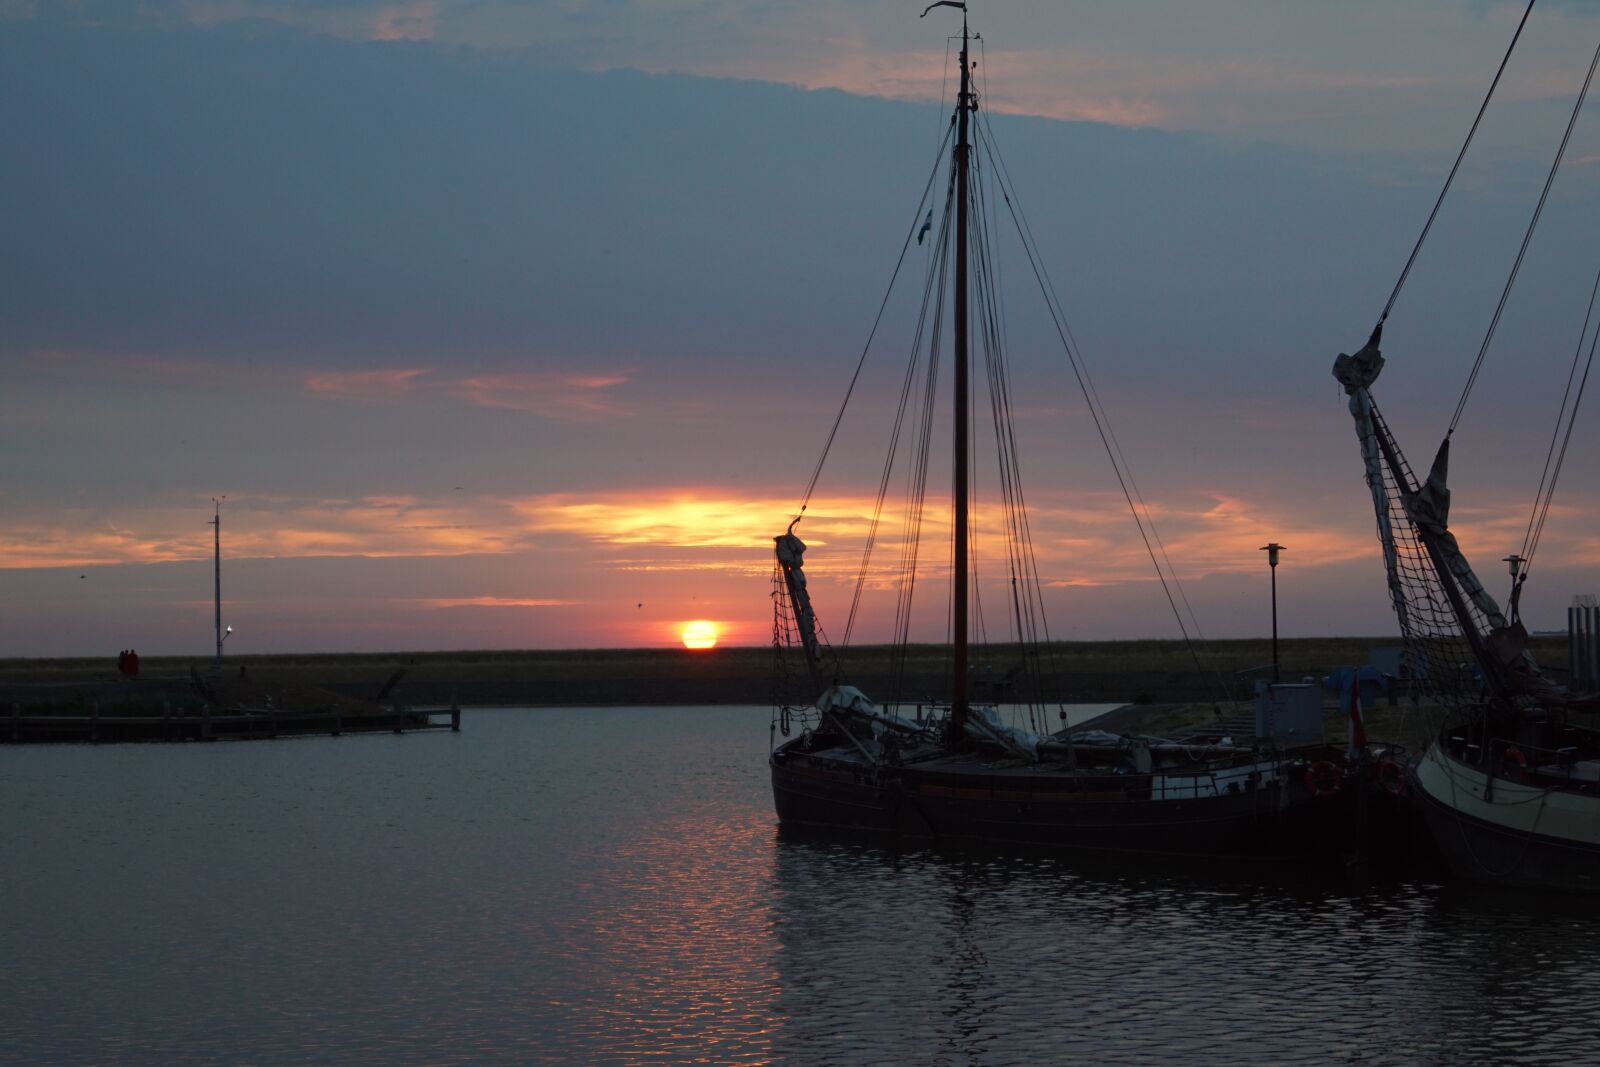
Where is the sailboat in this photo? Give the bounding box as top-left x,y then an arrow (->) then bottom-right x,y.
767,5 -> 1392,859
1334,4 -> 1600,892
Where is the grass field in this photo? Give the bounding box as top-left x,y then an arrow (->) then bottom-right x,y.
0,635 -> 1574,713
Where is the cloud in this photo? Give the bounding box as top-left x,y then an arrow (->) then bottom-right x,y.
447,371 -> 632,418
300,366 -> 636,417
25,0 -> 1600,154
372,0 -> 435,41
404,596 -> 577,608
305,367 -> 431,398
0,494 -> 516,568
506,486 -> 1382,588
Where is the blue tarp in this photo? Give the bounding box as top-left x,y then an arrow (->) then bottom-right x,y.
1324,664 -> 1386,707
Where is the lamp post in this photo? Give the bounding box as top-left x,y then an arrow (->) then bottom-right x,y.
210,497 -> 225,670
1502,553 -> 1527,623
1260,542 -> 1285,683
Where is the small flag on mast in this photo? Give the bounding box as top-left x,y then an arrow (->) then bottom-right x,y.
917,209 -> 933,245
1344,665 -> 1368,757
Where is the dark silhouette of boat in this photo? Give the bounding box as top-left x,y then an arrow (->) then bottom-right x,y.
767,4 -> 1411,863
1332,1 -> 1600,892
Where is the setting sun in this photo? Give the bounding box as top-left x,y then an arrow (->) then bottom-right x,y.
680,619 -> 719,650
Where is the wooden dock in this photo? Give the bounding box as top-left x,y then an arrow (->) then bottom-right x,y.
4,702 -> 461,744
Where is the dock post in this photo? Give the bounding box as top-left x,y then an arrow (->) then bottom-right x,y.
451,691 -> 461,732
91,700 -> 99,743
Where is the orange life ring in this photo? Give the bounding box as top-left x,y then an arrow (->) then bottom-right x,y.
1304,759 -> 1343,798
1502,746 -> 1528,780
1375,758 -> 1406,796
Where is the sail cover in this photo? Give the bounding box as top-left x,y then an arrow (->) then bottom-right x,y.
1333,340 -> 1568,717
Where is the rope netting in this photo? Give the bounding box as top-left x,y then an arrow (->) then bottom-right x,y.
1360,399 -> 1545,729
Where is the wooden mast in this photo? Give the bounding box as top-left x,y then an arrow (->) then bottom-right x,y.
951,14 -> 972,734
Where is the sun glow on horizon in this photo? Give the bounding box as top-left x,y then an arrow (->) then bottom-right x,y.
680,619 -> 719,650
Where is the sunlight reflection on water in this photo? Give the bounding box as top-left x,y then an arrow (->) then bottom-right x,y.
1,706 -> 1595,1065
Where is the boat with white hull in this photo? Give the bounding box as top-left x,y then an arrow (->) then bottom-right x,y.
1333,1 -> 1600,893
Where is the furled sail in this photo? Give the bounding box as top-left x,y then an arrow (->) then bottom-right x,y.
774,522 -> 822,685
1334,336 -> 1571,716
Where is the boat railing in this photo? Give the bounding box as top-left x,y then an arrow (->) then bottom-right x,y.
1482,734 -> 1597,794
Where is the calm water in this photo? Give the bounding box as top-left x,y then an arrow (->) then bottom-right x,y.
2,706 -> 1597,1065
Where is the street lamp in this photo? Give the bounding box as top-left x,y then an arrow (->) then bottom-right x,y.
1261,542 -> 1285,683
210,497 -> 226,670
1503,553 -> 1527,623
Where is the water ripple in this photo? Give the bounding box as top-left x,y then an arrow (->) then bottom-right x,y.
1,707 -> 1595,1065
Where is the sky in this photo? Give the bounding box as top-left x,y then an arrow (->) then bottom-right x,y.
2,0 -> 1599,656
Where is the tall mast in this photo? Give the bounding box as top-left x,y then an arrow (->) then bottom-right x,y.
951,14 -> 972,733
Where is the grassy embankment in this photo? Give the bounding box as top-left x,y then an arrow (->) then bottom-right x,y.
0,636 -> 1572,730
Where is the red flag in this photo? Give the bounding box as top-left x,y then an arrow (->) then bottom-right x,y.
1347,666 -> 1367,755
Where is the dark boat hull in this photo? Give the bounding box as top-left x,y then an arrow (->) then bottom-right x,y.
772,743 -> 1404,860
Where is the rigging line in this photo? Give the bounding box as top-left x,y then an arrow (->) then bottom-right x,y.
1521,258 -> 1600,563
1526,285 -> 1599,567
976,223 -> 1054,729
1450,34 -> 1600,436
940,36 -> 953,129
970,154 -> 1024,633
894,287 -> 944,685
1380,0 -> 1538,327
988,148 -> 1215,692
971,161 -> 1016,662
973,146 -> 1052,695
976,116 -> 1225,701
977,113 -> 1203,637
887,207 -> 950,684
976,149 -> 1070,716
844,167 -> 955,644
795,122 -> 955,520
1528,347 -> 1596,564
973,112 -> 1213,664
969,330 -> 989,656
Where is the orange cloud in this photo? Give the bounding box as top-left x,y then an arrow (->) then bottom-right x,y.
0,495 -> 511,569
407,596 -> 577,609
447,371 -> 632,418
301,365 -> 634,418
305,368 -> 430,399
518,493 -> 814,548
668,46 -> 1432,131
4,487 -> 1594,610
372,0 -> 436,42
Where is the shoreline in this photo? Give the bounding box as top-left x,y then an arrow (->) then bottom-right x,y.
1,636 -> 1574,713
